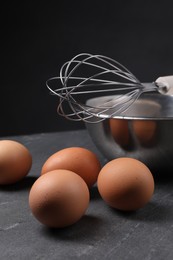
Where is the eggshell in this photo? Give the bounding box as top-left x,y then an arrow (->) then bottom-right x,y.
0,140 -> 32,185
29,169 -> 90,228
97,158 -> 154,211
41,147 -> 101,188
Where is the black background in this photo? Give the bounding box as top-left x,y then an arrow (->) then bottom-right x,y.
1,1 -> 173,136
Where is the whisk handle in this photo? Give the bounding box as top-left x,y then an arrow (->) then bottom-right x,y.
155,75 -> 173,95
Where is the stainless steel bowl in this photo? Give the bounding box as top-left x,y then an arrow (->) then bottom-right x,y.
86,93 -> 173,175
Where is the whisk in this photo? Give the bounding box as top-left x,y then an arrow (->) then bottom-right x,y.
46,53 -> 173,123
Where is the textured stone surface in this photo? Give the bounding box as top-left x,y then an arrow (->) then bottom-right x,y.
0,129 -> 173,259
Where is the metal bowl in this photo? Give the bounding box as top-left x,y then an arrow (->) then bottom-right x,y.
85,93 -> 173,175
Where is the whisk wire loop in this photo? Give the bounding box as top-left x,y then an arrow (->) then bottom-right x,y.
46,53 -> 157,123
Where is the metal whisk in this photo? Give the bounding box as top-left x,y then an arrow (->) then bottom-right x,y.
46,53 -> 173,123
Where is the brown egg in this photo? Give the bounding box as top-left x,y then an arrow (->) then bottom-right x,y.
97,158 -> 154,211
0,140 -> 32,185
132,120 -> 157,145
29,169 -> 90,228
41,147 -> 101,188
109,119 -> 129,147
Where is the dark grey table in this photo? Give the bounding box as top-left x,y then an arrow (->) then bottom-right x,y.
0,129 -> 173,260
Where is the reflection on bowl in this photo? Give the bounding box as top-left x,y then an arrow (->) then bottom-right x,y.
109,119 -> 129,147
126,99 -> 161,118
109,119 -> 157,148
132,120 -> 157,146
85,93 -> 173,175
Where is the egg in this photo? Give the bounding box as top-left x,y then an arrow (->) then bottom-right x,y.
41,147 -> 101,188
97,158 -> 154,211
29,169 -> 90,228
0,140 -> 32,185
